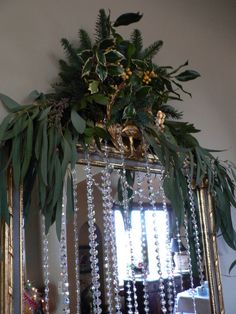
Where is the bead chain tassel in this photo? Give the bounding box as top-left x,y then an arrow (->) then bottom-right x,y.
183,212 -> 197,314
187,175 -> 205,286
137,172 -> 150,314
144,152 -> 167,313
85,153 -> 102,313
72,169 -> 81,314
60,187 -> 70,313
42,215 -> 50,314
160,177 -> 175,313
118,134 -> 139,314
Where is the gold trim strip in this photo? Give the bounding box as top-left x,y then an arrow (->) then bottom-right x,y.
197,186 -> 225,314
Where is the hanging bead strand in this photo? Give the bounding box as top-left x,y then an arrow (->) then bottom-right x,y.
72,169 -> 81,314
60,190 -> 70,313
175,220 -> 184,291
101,168 -> 114,313
137,172 -> 150,314
160,178 -> 175,314
187,175 -> 205,286
85,152 -> 102,313
183,212 -> 197,314
117,134 -> 139,314
42,215 -> 50,314
144,152 -> 167,313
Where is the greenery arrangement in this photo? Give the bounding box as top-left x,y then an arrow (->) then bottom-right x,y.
0,10 -> 235,253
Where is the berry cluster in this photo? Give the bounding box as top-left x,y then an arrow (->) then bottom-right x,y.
142,70 -> 156,84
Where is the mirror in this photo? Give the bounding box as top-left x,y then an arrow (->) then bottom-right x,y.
21,158 -> 223,314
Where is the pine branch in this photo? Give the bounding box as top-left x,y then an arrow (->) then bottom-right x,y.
130,29 -> 143,58
61,38 -> 80,64
158,104 -> 183,120
95,9 -> 110,42
142,40 -> 163,60
78,29 -> 92,50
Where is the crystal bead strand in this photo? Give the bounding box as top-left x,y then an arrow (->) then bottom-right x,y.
72,169 -> 81,314
187,175 -> 205,286
144,152 -> 167,313
85,153 -> 102,313
183,212 -> 197,314
117,134 -> 139,314
175,220 -> 184,291
160,178 -> 175,313
60,194 -> 70,313
136,172 -> 150,314
101,168 -> 114,313
102,142 -> 122,313
109,210 -> 123,313
42,215 -> 50,314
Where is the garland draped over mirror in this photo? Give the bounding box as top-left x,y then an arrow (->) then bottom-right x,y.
0,8 -> 235,314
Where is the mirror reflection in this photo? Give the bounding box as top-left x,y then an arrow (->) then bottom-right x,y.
24,163 -> 210,314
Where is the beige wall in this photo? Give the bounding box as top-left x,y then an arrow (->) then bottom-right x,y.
0,0 -> 235,313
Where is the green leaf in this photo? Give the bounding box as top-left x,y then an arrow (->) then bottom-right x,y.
95,63 -> 108,81
88,80 -> 99,94
52,154 -> 63,209
21,118 -> 33,180
113,12 -> 143,27
56,195 -> 63,241
99,38 -> 114,50
71,110 -> 86,134
229,260 -> 236,274
0,93 -> 22,112
90,94 -> 109,105
40,121 -> 48,186
82,57 -> 93,77
66,173 -> 74,223
61,135 -> 72,177
107,65 -> 123,76
38,107 -> 51,121
175,70 -> 200,82
132,59 -> 148,70
12,135 -> 21,187
96,49 -> 106,66
0,114 -> 13,141
105,50 -> 125,63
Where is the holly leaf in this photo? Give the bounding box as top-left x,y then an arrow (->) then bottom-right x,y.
96,63 -> 108,81
88,80 -> 99,94
82,57 -> 93,77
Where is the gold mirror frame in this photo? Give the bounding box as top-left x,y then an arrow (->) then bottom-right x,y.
0,151 -> 225,314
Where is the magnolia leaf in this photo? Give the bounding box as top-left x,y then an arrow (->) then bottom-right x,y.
95,63 -> 108,81
0,93 -> 22,112
82,57 -> 93,77
71,110 -> 86,134
105,50 -> 125,63
175,70 -> 200,82
113,12 -> 143,27
88,80 -> 99,94
229,260 -> 236,274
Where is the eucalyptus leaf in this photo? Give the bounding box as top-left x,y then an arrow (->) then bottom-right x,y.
0,93 -> 22,112
21,118 -> 33,181
71,110 -> 86,134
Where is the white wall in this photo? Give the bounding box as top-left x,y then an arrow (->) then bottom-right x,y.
0,0 -> 235,312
